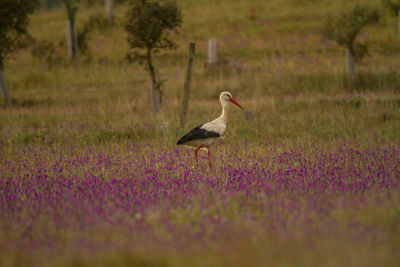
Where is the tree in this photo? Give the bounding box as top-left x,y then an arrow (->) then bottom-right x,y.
382,0 -> 400,15
320,5 -> 380,77
382,0 -> 400,35
61,0 -> 80,59
0,0 -> 38,106
125,0 -> 182,113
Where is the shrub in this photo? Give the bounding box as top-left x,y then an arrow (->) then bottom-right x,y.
0,0 -> 39,106
320,5 -> 380,77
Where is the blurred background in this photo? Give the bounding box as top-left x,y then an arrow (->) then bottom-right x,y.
1,0 -> 399,148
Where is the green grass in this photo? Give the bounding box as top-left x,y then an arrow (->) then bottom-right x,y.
1,0 -> 399,146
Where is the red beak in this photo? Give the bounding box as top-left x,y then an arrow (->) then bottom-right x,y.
229,97 -> 244,109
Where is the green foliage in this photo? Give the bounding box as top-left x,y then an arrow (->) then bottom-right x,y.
77,13 -> 110,55
84,13 -> 111,34
382,0 -> 400,15
39,0 -> 110,8
61,0 -> 80,21
125,0 -> 182,63
83,0 -> 102,6
31,40 -> 64,65
30,13 -> 110,64
0,0 -> 39,62
38,0 -> 61,8
320,5 -> 380,61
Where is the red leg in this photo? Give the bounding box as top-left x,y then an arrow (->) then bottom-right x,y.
207,149 -> 212,169
194,146 -> 203,165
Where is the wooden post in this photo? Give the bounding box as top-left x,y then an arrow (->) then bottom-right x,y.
105,0 -> 114,25
208,38 -> 217,67
180,43 -> 196,128
346,49 -> 356,78
244,110 -> 253,121
66,19 -> 78,59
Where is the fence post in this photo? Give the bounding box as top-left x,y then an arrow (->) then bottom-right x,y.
180,42 -> 196,128
207,38 -> 217,67
106,0 -> 114,25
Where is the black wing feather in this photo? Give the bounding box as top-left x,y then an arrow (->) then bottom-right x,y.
177,124 -> 220,145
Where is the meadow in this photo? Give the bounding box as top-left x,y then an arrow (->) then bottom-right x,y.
1,0 -> 399,266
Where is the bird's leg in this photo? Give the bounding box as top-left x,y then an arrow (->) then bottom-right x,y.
194,146 -> 203,165
207,149 -> 212,169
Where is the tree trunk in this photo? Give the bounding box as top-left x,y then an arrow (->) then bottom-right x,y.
147,48 -> 161,113
0,60 -> 12,106
66,18 -> 78,59
346,49 -> 356,78
105,0 -> 114,25
64,1 -> 78,60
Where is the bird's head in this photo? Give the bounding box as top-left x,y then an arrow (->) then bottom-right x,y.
220,91 -> 244,109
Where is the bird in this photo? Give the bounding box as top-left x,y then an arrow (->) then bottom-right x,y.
177,91 -> 243,168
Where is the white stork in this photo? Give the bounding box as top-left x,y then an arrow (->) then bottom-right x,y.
177,91 -> 243,168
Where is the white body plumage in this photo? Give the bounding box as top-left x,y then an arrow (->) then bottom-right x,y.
176,91 -> 243,168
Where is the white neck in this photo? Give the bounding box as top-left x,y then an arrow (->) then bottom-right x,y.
219,101 -> 229,124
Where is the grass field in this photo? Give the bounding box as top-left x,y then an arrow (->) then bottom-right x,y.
1,0 -> 399,266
